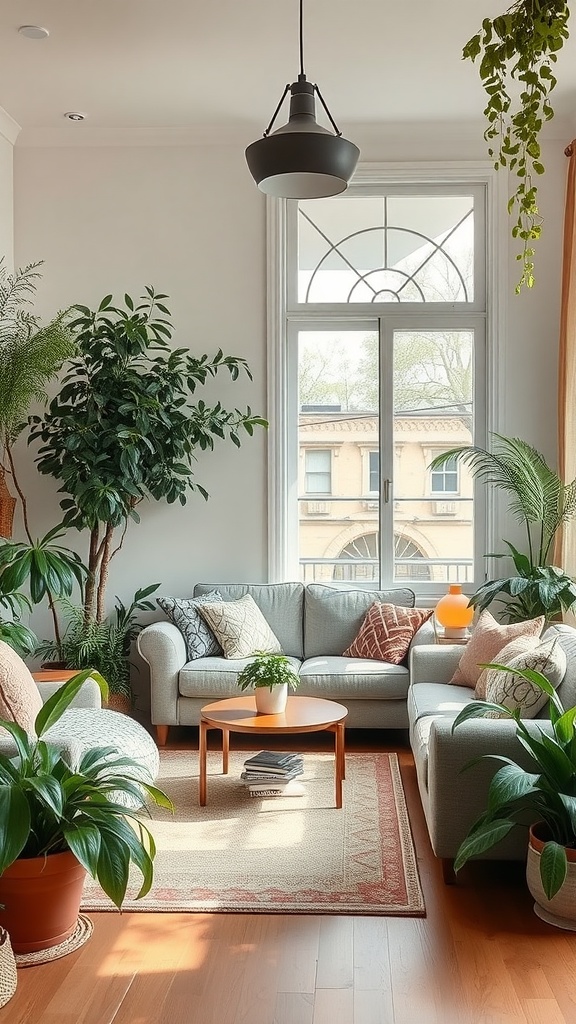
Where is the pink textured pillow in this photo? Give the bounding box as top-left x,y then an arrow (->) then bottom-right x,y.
343,603 -> 433,664
450,610 -> 545,688
0,640 -> 43,734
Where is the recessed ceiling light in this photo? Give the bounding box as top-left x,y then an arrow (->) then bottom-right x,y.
64,112 -> 86,121
18,25 -> 50,40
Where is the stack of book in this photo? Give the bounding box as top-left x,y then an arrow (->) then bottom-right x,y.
241,751 -> 305,798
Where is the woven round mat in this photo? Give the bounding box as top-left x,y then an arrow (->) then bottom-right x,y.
14,915 -> 93,968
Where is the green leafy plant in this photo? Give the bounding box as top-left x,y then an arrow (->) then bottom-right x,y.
237,652 -> 300,692
0,587 -> 36,657
463,1 -> 570,291
430,434 -> 576,622
0,670 -> 173,908
37,585 -> 159,699
28,287 -> 267,631
452,662 -> 575,899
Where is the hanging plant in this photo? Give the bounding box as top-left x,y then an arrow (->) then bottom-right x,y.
463,0 -> 570,292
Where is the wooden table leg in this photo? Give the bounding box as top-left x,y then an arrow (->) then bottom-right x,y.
222,727 -> 229,775
199,718 -> 207,806
334,722 -> 345,809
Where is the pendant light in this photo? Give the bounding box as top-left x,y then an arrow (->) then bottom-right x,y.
245,0 -> 360,199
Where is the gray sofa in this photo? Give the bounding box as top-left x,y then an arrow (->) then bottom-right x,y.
408,622 -> 576,877
137,581 -> 436,744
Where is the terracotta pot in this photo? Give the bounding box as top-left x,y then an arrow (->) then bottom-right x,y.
105,692 -> 132,715
0,851 -> 87,953
526,822 -> 576,931
255,683 -> 288,715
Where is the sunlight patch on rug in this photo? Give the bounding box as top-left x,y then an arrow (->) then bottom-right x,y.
81,750 -> 425,916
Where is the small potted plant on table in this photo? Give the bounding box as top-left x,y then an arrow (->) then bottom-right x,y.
237,652 -> 299,714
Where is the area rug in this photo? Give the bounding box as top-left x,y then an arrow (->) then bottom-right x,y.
81,750 -> 425,916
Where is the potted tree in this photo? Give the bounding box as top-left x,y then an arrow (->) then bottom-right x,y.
237,652 -> 300,714
28,287 -> 267,705
0,669 -> 172,953
430,434 -> 576,622
452,662 -> 576,929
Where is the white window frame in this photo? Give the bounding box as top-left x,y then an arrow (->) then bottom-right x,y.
303,448 -> 332,495
266,162 -> 509,598
430,453 -> 460,495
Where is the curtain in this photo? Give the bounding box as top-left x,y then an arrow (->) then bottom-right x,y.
556,140 -> 576,585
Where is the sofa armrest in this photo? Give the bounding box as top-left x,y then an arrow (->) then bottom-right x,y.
425,716 -> 554,859
137,621 -> 187,726
409,644 -> 463,685
37,678 -> 102,710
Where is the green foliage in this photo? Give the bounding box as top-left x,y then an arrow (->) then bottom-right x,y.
0,527 -> 86,605
430,434 -> 576,621
0,260 -> 76,448
37,586 -> 159,698
28,287 -> 267,626
452,662 -> 576,899
237,652 -> 300,692
462,1 -> 570,291
0,669 -> 173,908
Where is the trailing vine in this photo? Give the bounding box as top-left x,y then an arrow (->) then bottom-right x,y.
463,0 -> 570,292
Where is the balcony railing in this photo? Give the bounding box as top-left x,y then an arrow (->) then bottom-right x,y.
299,557 -> 474,585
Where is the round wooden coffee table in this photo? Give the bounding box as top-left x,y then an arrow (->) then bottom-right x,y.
199,695 -> 348,808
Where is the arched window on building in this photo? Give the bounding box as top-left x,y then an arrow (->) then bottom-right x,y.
333,533 -> 431,582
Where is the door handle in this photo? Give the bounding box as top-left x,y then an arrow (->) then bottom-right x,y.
383,479 -> 391,503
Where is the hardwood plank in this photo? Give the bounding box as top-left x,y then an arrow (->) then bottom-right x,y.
274,992 -> 315,1024
275,916 -> 321,994
313,988 -> 354,1024
35,968 -> 135,1024
316,917 -> 353,989
521,999 -> 568,1024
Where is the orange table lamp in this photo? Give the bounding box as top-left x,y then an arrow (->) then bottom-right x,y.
435,584 -> 474,639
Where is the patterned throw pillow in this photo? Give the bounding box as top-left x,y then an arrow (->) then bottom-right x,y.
450,609 -> 545,688
343,603 -> 434,665
482,638 -> 567,718
157,593 -> 223,661
196,594 -> 282,659
475,635 -> 541,699
0,639 -> 43,735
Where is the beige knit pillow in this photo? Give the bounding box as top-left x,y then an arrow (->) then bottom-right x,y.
483,638 -> 566,718
475,634 -> 541,699
0,640 -> 43,734
450,609 -> 544,688
196,594 -> 282,659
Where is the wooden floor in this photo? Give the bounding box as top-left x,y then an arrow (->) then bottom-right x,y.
5,729 -> 576,1024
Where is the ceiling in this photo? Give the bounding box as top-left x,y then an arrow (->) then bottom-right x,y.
0,0 -> 575,144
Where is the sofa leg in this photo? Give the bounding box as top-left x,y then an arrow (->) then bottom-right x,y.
156,725 -> 169,747
441,858 -> 456,885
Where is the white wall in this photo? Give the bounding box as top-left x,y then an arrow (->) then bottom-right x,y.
0,129 -> 14,266
12,128 -> 570,709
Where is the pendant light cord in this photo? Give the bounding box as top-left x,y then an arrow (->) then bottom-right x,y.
299,0 -> 305,76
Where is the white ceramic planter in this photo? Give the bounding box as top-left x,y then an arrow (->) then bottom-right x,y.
255,683 -> 288,715
526,823 -> 576,930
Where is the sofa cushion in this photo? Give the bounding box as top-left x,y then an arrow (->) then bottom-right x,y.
408,682 -> 473,789
482,637 -> 566,718
475,634 -> 541,699
303,584 -> 415,659
196,594 -> 282,659
543,623 -> 576,709
298,656 -> 409,700
179,655 -> 302,698
343,604 -> 433,664
449,609 -> 545,688
194,583 -> 304,659
0,640 -> 43,735
157,593 -> 223,660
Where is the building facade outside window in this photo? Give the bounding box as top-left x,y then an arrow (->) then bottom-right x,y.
269,166 -> 500,598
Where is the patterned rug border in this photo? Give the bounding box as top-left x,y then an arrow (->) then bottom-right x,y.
82,751 -> 425,917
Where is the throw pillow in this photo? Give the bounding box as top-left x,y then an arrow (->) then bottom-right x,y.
157,593 -> 223,660
196,594 -> 282,659
0,640 -> 43,735
450,609 -> 545,688
475,635 -> 541,699
483,637 -> 567,718
343,603 -> 434,665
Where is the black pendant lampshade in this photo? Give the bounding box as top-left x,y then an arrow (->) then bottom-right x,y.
245,1 -> 359,199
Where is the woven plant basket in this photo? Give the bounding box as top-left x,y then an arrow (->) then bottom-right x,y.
0,927 -> 17,1008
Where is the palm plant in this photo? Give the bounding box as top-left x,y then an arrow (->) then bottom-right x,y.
430,434 -> 576,622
